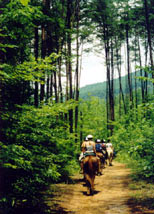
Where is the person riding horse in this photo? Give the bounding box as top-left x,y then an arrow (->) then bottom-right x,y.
80,135 -> 102,194
102,139 -> 108,163
95,139 -> 106,169
106,140 -> 114,166
80,135 -> 102,175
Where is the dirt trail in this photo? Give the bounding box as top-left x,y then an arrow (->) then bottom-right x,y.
45,162 -> 152,214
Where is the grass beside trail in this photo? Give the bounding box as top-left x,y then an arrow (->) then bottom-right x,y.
115,155 -> 154,212
128,180 -> 154,211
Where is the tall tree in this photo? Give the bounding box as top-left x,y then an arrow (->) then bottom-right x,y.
34,27 -> 39,107
75,0 -> 80,141
143,0 -> 153,69
40,0 -> 47,102
66,0 -> 74,133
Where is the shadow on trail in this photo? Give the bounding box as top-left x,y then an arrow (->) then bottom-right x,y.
127,197 -> 154,214
62,176 -> 84,184
82,190 -> 100,196
13,205 -> 74,214
11,196 -> 75,214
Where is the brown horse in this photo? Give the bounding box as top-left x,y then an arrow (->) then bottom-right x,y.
96,152 -> 106,171
83,155 -> 99,195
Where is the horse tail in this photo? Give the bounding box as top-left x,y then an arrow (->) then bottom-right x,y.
83,156 -> 93,175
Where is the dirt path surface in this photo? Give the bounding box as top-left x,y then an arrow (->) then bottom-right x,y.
45,162 -> 153,214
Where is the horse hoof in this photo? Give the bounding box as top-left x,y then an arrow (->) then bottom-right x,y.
97,172 -> 103,176
87,189 -> 91,195
90,190 -> 94,195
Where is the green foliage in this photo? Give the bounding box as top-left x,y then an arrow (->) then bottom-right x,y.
0,101 -> 78,209
0,0 -> 43,63
9,54 -> 58,82
0,53 -> 59,112
20,0 -> 30,6
79,97 -> 107,140
111,104 -> 154,181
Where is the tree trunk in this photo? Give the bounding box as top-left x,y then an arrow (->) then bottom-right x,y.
50,74 -> 53,98
115,39 -> 126,116
40,0 -> 47,102
126,21 -> 133,106
34,27 -> 39,107
67,0 -> 73,133
134,34 -> 138,109
105,39 -> 111,136
75,0 -> 80,143
144,0 -> 153,68
144,37 -> 148,100
58,56 -> 63,103
109,39 -> 115,135
138,36 -> 145,103
53,71 -> 58,103
46,75 -> 50,101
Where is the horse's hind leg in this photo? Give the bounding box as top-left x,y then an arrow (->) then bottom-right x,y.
86,176 -> 94,195
110,154 -> 113,166
90,176 -> 95,195
86,181 -> 91,195
108,153 -> 113,166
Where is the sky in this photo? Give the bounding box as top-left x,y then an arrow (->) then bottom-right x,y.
79,44 -> 129,88
80,53 -> 106,88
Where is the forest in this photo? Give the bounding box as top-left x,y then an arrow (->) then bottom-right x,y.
0,0 -> 154,213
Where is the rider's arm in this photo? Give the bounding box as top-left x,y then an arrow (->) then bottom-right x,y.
81,141 -> 86,153
93,142 -> 97,154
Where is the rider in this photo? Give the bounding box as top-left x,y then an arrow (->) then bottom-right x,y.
101,139 -> 107,152
79,135 -> 94,173
106,140 -> 116,157
106,140 -> 113,149
101,139 -> 108,164
79,137 -> 88,162
81,135 -> 102,175
81,134 -> 96,155
95,139 -> 106,170
102,139 -> 106,147
95,139 -> 102,152
106,140 -> 114,166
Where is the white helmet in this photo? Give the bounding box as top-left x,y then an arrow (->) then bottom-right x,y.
87,134 -> 93,139
96,139 -> 101,143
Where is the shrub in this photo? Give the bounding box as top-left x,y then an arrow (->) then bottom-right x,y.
0,101 -> 78,210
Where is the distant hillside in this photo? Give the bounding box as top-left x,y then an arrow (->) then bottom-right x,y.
79,71 -> 152,100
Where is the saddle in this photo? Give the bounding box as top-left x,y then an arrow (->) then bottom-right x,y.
84,151 -> 96,157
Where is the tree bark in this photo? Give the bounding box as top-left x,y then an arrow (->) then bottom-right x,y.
115,39 -> 126,116
126,21 -> 133,105
110,39 -> 115,128
138,36 -> 145,103
67,0 -> 73,133
144,0 -> 153,68
75,0 -> 80,142
34,27 -> 39,107
40,0 -> 47,102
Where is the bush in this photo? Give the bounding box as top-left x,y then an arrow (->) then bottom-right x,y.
111,107 -> 154,181
0,101 -> 78,210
